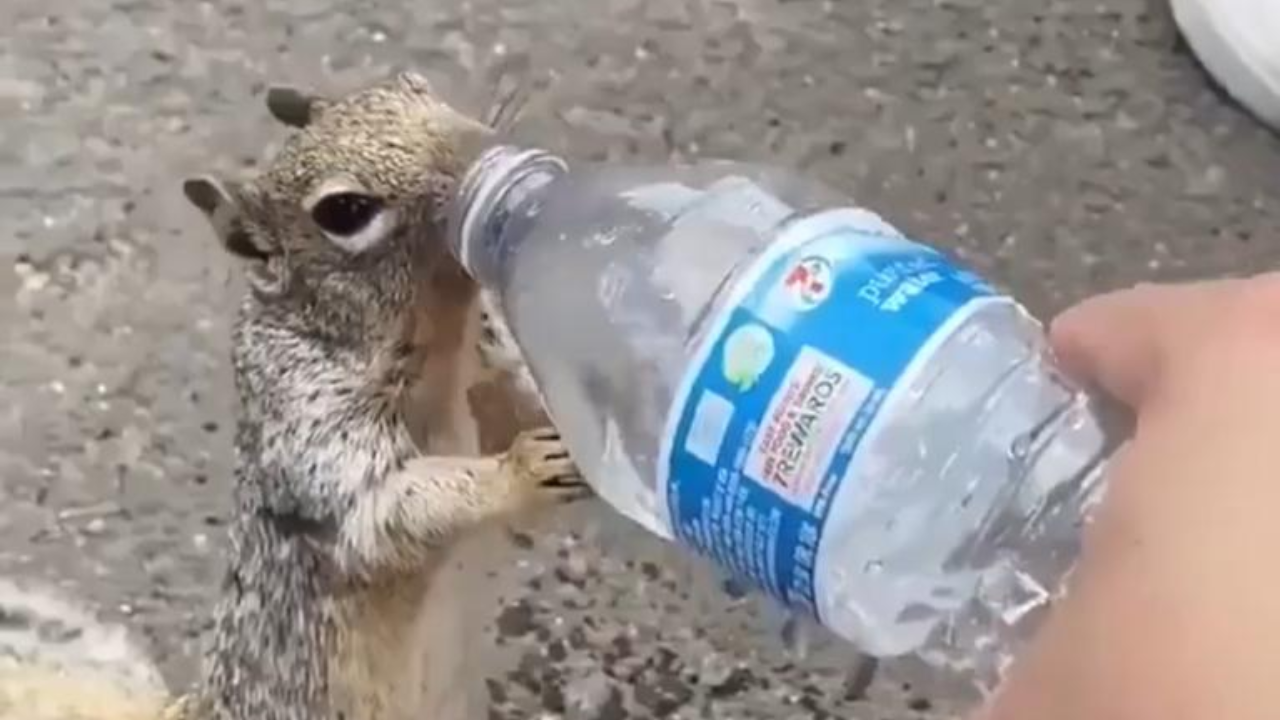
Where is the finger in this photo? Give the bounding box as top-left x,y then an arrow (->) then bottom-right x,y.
539,474 -> 586,489
535,457 -> 579,479
1047,279 -> 1238,409
539,448 -> 571,461
528,427 -> 560,441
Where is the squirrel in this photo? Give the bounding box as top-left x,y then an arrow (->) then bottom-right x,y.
0,71 -> 589,720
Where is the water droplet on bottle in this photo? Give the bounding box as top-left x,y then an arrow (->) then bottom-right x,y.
1009,432 -> 1032,462
864,559 -> 884,575
780,614 -> 814,660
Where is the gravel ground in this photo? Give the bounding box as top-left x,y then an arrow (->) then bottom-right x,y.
2,0 -> 1279,717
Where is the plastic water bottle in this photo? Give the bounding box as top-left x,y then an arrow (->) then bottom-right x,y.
447,144 -> 1129,691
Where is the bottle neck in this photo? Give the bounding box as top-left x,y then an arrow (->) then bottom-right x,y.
447,144 -> 569,287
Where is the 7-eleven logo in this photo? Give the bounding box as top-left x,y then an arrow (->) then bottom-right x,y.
783,255 -> 833,309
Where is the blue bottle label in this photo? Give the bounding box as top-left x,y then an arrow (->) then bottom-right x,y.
657,208 -> 1000,622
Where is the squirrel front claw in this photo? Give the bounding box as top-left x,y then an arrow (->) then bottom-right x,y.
502,426 -> 592,505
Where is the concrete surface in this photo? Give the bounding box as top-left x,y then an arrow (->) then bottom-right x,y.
2,0 -> 1279,717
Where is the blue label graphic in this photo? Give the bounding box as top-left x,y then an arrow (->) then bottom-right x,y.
662,210 -> 998,621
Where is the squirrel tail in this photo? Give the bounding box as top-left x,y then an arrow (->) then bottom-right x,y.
0,577 -> 171,720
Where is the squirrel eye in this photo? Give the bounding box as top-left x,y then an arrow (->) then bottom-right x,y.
311,192 -> 384,236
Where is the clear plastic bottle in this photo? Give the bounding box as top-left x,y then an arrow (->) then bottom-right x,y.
447,144 -> 1130,692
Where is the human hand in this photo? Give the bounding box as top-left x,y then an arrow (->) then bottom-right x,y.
979,274 -> 1280,720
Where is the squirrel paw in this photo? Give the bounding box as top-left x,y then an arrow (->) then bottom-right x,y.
503,426 -> 592,505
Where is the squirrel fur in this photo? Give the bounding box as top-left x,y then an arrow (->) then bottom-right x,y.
1,72 -> 585,720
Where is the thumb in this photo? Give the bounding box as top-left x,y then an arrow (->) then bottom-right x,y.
1047,280 -> 1237,410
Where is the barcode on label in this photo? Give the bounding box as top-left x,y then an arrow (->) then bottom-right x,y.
685,390 -> 735,466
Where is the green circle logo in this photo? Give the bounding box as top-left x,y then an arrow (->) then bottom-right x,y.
722,324 -> 775,392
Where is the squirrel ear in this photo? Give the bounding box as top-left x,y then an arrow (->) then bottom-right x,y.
265,86 -> 329,128
182,176 -> 271,262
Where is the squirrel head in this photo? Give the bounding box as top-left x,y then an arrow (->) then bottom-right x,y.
183,72 -> 491,357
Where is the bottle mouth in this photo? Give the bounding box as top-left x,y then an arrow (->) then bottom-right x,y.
447,144 -> 568,279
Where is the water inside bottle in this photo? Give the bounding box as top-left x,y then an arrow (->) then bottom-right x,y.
496,175 -> 775,537
464,153 -> 1123,693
